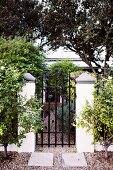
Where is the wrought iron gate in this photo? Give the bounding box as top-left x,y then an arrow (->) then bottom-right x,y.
36,70 -> 76,147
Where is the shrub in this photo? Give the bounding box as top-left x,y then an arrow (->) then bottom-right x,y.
77,77 -> 113,158
0,37 -> 44,158
57,102 -> 75,132
0,37 -> 46,98
49,60 -> 81,88
47,60 -> 81,100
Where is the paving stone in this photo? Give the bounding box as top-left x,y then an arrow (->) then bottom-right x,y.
28,152 -> 53,166
62,152 -> 87,167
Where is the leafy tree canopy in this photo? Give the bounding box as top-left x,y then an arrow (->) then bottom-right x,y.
49,60 -> 81,74
0,37 -> 46,98
0,0 -> 42,40
40,0 -> 113,75
0,37 -> 45,77
1,0 -> 113,75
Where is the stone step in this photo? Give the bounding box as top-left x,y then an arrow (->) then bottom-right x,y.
28,152 -> 87,167
28,152 -> 53,166
62,153 -> 87,167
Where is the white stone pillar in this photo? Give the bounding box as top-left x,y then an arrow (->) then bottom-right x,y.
18,73 -> 36,153
76,73 -> 95,152
0,73 -> 36,153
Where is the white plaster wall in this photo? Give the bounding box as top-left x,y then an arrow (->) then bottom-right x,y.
76,83 -> 94,110
20,82 -> 35,100
76,80 -> 113,152
18,132 -> 36,153
0,144 -> 18,152
18,82 -> 36,152
0,81 -> 36,153
76,82 -> 94,152
95,143 -> 113,152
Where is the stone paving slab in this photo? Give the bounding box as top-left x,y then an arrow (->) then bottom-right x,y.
28,152 -> 53,166
62,152 -> 87,167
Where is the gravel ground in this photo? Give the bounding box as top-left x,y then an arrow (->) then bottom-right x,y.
0,147 -> 113,170
1,105 -> 113,170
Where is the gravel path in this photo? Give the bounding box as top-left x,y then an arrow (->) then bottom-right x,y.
0,147 -> 113,170
37,103 -> 75,146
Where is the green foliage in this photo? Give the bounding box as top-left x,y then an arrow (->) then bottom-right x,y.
77,77 -> 113,158
0,37 -> 46,98
49,60 -> 81,74
57,102 -> 75,132
0,0 -> 42,39
67,79 -> 76,100
49,60 -> 80,96
0,66 -> 24,156
0,37 -> 45,77
0,37 -> 44,157
40,0 -> 113,74
18,97 -> 43,141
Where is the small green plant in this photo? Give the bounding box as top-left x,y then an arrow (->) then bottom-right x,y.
77,77 -> 113,158
57,102 -> 75,132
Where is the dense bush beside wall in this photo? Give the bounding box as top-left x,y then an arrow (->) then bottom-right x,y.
0,37 -> 44,158
77,77 -> 113,158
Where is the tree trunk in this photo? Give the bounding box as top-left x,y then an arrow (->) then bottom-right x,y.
103,49 -> 110,78
103,145 -> 109,159
4,143 -> 8,158
103,63 -> 109,78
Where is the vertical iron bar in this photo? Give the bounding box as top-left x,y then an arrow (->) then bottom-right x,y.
62,75 -> 64,147
48,98 -> 50,147
55,78 -> 57,146
41,75 -> 44,147
73,85 -> 76,145
48,77 -> 50,147
68,73 -> 71,147
36,132 -> 38,146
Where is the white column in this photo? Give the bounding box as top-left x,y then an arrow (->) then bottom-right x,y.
0,73 -> 36,152
18,73 -> 36,152
76,73 -> 95,152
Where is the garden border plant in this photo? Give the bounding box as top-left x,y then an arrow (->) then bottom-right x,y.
0,37 -> 44,158
77,76 -> 113,158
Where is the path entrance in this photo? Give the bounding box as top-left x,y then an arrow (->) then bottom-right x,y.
28,148 -> 87,167
36,71 -> 76,147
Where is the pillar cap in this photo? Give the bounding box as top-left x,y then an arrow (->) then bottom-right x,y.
76,73 -> 95,84
24,73 -> 36,82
